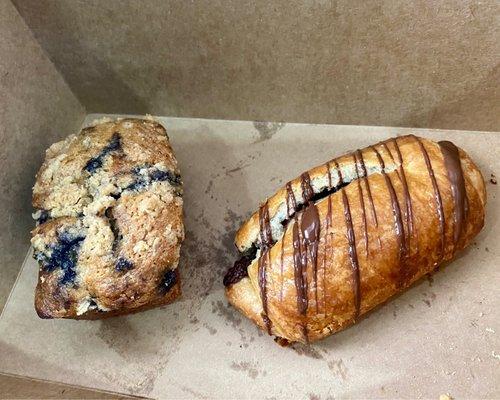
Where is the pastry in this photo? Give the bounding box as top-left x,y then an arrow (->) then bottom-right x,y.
224,135 -> 486,343
31,118 -> 184,319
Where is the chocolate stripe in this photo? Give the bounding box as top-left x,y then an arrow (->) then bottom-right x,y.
371,146 -> 406,269
438,140 -> 467,248
258,202 -> 273,334
415,137 -> 445,259
341,188 -> 361,320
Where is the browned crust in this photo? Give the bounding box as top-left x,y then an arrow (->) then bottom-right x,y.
227,135 -> 486,343
35,277 -> 181,320
32,118 -> 184,319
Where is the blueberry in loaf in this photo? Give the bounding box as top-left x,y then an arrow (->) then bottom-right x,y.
224,135 -> 486,343
31,118 -> 184,319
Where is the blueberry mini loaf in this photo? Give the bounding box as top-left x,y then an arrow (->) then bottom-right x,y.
31,118 -> 184,319
224,135 -> 486,343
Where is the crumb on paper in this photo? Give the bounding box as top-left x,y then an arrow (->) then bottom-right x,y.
492,351 -> 500,360
486,328 -> 495,333
491,173 -> 497,185
439,394 -> 453,400
479,312 -> 484,317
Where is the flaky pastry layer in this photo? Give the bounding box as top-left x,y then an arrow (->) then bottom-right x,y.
225,135 -> 486,343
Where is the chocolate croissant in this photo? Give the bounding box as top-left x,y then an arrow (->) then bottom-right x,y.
224,135 -> 486,343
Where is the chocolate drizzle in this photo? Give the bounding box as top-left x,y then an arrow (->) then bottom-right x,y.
333,160 -> 343,185
291,207 -> 320,342
259,201 -> 273,247
325,163 -> 334,229
321,163 -> 335,314
279,240 -> 285,302
389,139 -> 415,255
286,182 -> 297,218
306,204 -> 321,312
300,172 -> 314,202
292,219 -> 308,316
438,141 -> 467,247
415,137 -> 445,259
290,172 -> 321,341
341,188 -> 361,319
258,202 -> 273,334
355,150 -> 379,248
371,146 -> 407,268
381,142 -> 396,163
352,154 -> 369,257
279,183 -> 296,302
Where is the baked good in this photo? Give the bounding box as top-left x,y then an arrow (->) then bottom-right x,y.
31,118 -> 184,319
224,135 -> 486,343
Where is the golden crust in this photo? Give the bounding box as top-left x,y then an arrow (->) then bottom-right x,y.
227,135 -> 486,343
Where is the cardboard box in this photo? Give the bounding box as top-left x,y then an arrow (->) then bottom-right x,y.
1,1 -> 498,398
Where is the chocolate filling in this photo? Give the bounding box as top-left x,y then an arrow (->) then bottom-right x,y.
223,247 -> 257,287
279,181 -> 349,230
224,177 -> 349,288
